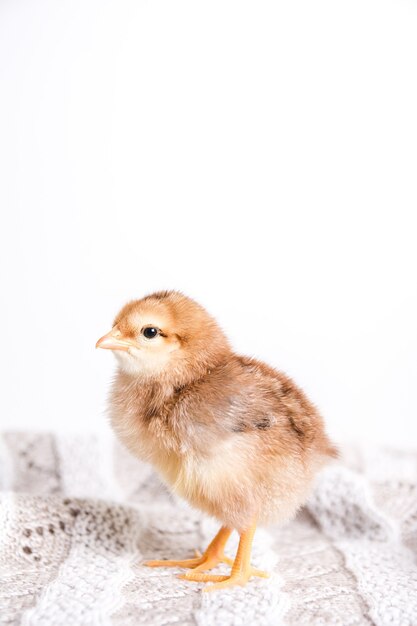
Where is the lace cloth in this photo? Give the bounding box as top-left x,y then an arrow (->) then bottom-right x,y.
0,432 -> 416,626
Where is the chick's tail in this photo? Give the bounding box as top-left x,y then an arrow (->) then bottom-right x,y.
325,442 -> 339,459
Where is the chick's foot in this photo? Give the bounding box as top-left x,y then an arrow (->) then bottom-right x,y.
144,554 -> 207,569
144,526 -> 232,571
178,564 -> 269,588
198,522 -> 269,591
144,550 -> 228,570
203,565 -> 269,591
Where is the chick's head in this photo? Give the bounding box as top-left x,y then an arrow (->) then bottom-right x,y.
96,291 -> 230,381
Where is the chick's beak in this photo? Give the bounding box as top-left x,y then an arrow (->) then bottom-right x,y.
95,329 -> 136,352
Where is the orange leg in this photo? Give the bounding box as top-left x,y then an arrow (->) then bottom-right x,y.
180,522 -> 269,591
144,525 -> 232,571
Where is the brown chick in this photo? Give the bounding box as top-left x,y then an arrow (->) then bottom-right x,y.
96,290 -> 337,591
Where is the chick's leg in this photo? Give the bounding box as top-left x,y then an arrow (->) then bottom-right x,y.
184,523 -> 269,590
144,525 -> 232,570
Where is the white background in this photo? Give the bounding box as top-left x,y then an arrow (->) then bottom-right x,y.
0,0 -> 416,448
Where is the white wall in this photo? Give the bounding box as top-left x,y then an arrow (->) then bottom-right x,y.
0,0 -> 416,449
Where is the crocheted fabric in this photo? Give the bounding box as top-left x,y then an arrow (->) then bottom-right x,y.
0,432 -> 416,626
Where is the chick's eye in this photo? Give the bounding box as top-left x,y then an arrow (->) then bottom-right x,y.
142,327 -> 159,339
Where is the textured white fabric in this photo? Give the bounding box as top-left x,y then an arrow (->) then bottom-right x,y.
0,432 -> 416,626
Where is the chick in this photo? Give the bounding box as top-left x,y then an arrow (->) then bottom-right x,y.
96,290 -> 337,591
